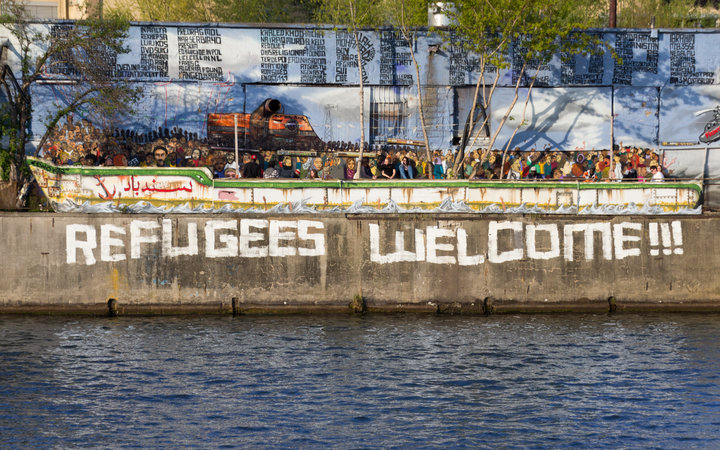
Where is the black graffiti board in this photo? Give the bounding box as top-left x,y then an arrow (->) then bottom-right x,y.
612,32 -> 658,85
447,32 -> 500,87
335,31 -> 375,84
300,30 -> 328,84
46,25 -> 117,78
379,31 -> 413,86
37,25 -> 720,88
177,27 -> 224,81
512,35 -> 551,86
114,26 -> 169,79
260,29 -> 328,83
47,25 -> 79,76
669,34 -> 715,85
560,33 -> 604,85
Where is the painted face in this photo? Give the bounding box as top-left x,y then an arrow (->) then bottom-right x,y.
153,149 -> 167,165
313,158 -> 323,170
192,149 -> 200,159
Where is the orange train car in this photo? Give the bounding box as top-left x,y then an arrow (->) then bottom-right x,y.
207,98 -> 324,151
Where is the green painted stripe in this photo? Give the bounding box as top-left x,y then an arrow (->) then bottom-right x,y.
28,157 -> 216,185
27,157 -> 702,195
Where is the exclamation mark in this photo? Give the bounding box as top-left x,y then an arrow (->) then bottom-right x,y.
649,222 -> 659,256
661,223 -> 672,255
671,221 -> 684,255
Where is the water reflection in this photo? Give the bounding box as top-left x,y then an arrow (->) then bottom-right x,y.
1,314 -> 719,447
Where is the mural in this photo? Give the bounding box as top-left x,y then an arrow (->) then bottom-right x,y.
4,23 -> 720,178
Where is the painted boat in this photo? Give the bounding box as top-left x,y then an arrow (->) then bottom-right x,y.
27,157 -> 703,214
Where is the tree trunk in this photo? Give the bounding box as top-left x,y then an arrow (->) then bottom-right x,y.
402,28 -> 432,178
453,59 -> 485,178
500,67 -> 539,178
482,62 -> 527,164
349,1 -> 366,164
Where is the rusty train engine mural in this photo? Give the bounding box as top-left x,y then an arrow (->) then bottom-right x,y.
207,98 -> 325,152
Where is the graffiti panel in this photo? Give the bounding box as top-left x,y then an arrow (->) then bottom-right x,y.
613,86 -> 659,148
13,23 -> 720,158
659,86 -> 720,145
244,84 -> 364,147
489,87 -> 612,151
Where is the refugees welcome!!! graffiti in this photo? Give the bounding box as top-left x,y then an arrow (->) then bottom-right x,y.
65,219 -> 685,266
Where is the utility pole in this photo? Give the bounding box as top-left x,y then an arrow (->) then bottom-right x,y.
609,0 -> 616,28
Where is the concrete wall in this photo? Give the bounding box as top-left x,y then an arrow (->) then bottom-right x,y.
1,212 -> 719,314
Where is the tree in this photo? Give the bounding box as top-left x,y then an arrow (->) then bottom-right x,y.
0,0 -> 140,208
212,0 -> 318,23
383,0 -> 434,175
313,0 -> 385,164
599,0 -> 697,28
447,0 -> 601,178
106,0 -> 319,23
113,0 -> 215,22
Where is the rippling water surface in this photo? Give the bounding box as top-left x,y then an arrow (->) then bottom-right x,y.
1,314 -> 720,447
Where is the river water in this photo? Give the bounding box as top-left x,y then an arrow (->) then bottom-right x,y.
1,313 -> 719,448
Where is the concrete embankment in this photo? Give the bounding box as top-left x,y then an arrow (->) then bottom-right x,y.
1,212 -> 718,315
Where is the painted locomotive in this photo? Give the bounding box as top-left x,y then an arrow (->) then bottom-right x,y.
207,98 -> 324,151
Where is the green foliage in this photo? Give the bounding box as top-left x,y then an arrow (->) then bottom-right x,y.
103,4 -> 135,22
126,0 -> 319,23
445,0 -> 605,172
449,0 -> 601,70
378,0 -> 427,29
131,0 -> 214,22
104,0 -> 719,26
312,0 -> 386,27
590,0 -> 698,28
0,0 -> 140,205
214,0 -> 318,23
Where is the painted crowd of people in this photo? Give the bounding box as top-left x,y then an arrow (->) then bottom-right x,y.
38,119 -> 670,182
